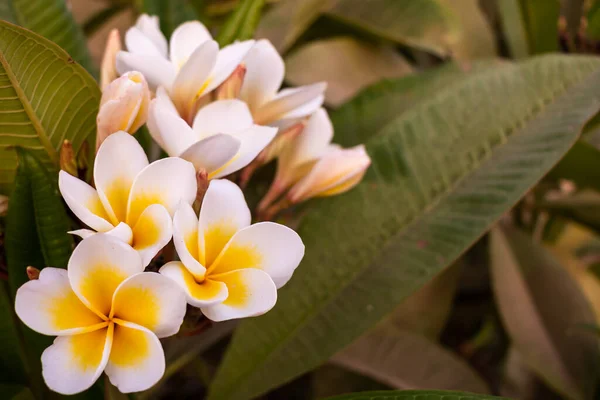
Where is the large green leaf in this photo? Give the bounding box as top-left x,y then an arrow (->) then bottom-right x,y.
0,282 -> 27,386
324,390 -> 506,400
0,0 -> 94,73
521,0 -> 560,53
0,20 -> 100,195
496,0 -> 529,58
208,55 -> 600,400
490,225 -> 599,400
217,0 -> 265,46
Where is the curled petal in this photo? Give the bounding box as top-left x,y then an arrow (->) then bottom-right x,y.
172,202 -> 206,279
159,261 -> 228,307
179,134 -> 240,174
239,39 -> 284,112
254,82 -> 327,125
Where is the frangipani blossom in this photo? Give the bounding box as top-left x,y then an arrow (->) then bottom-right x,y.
239,39 -> 327,125
148,91 -> 277,179
97,71 -> 151,148
116,14 -> 254,122
59,131 -> 197,266
15,234 -> 187,394
160,179 -> 304,321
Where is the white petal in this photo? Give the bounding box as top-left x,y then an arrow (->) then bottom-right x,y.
148,100 -> 198,157
210,125 -> 278,179
192,99 -> 253,139
116,52 -> 177,91
172,202 -> 205,279
147,87 -> 179,150
131,204 -> 173,267
58,171 -> 114,233
202,269 -> 277,322
169,21 -> 213,68
41,325 -> 112,395
159,261 -> 228,307
239,39 -> 284,112
105,321 -> 165,393
105,222 -> 134,244
198,179 -> 251,267
110,272 -> 186,338
205,40 -> 255,93
126,157 -> 197,227
179,134 -> 241,174
68,234 -> 144,317
125,27 -> 164,57
209,222 -> 304,288
254,82 -> 327,125
135,14 -> 168,57
280,94 -> 325,121
15,268 -> 105,336
69,229 -> 96,239
94,131 -> 149,225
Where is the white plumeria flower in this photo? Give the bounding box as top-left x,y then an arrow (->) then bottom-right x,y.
258,108 -> 333,211
58,131 -> 197,266
159,179 -> 304,321
14,234 -> 187,394
97,71 -> 151,148
288,144 -> 371,203
147,89 -> 277,178
240,39 -> 327,125
116,14 -> 254,122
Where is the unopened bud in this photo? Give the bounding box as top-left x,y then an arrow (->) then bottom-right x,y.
214,64 -> 246,101
26,266 -> 40,280
101,29 -> 122,90
60,140 -> 78,176
194,169 -> 209,213
0,195 -> 8,216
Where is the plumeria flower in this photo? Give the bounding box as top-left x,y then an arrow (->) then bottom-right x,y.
116,14 -> 254,122
15,234 -> 187,394
97,71 -> 151,149
58,131 -> 197,266
148,90 -> 277,178
239,39 -> 327,126
159,179 -> 304,321
258,108 -> 333,211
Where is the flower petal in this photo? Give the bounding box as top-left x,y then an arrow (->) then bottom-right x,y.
204,40 -> 255,93
105,321 -> 165,393
111,272 -> 186,338
202,269 -> 277,322
69,229 -> 96,239
159,261 -> 228,307
125,27 -> 164,57
126,157 -> 197,227
95,131 -> 149,225
58,171 -> 113,232
179,134 -> 241,174
131,204 -> 173,267
116,52 -> 176,91
192,99 -> 253,139
209,124 -> 278,179
41,325 -> 112,395
148,100 -> 199,157
106,222 -> 134,244
172,202 -> 205,279
15,268 -> 105,336
239,39 -> 284,113
198,179 -> 250,267
68,234 -> 144,317
169,21 -> 213,68
280,94 -> 325,121
135,14 -> 168,57
209,222 -> 304,288
254,82 -> 327,125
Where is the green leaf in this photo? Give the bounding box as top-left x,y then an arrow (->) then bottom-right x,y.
587,0 -> 600,40
208,54 -> 600,400
284,37 -> 413,107
329,60 -> 508,147
5,148 -> 73,296
0,282 -> 27,385
0,20 -> 101,195
0,0 -> 95,74
331,325 -> 490,393
538,190 -> 600,240
548,140 -> 600,193
0,384 -> 34,399
521,0 -> 560,54
496,0 -> 529,58
490,225 -> 600,400
217,0 -> 265,46
323,390 -> 507,400
138,0 -> 199,37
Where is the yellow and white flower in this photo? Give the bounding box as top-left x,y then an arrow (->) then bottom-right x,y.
148,90 -> 277,178
15,234 -> 187,394
159,179 -> 304,321
240,39 -> 326,125
97,71 -> 151,148
116,14 -> 254,122
58,131 -> 197,266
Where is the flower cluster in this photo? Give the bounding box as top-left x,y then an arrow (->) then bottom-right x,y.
14,14 -> 371,395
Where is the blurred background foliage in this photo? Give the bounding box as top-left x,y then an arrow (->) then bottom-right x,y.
4,0 -> 600,399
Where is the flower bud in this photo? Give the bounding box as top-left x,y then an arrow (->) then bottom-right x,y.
214,64 -> 246,101
0,195 -> 8,216
96,71 -> 151,149
287,144 -> 371,203
26,266 -> 40,280
59,140 -> 78,176
100,29 -> 122,90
